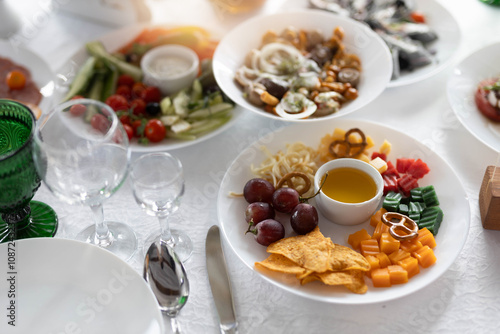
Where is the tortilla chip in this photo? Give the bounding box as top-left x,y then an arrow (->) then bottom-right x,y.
318,270 -> 367,294
255,254 -> 308,275
328,241 -> 370,272
266,227 -> 331,273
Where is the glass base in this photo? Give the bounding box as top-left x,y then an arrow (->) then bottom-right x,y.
0,201 -> 58,243
143,229 -> 193,263
77,221 -> 138,262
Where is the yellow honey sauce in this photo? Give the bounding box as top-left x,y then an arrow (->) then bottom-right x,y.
320,167 -> 377,203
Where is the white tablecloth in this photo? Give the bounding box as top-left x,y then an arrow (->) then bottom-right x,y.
4,0 -> 500,333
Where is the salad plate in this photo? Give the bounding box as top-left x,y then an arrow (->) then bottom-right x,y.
0,238 -> 163,333
55,24 -> 243,152
0,40 -> 55,115
212,10 -> 393,122
217,118 -> 470,304
447,42 -> 500,152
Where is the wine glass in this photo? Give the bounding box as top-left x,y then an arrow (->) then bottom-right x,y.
0,99 -> 58,242
32,98 -> 138,261
130,152 -> 193,262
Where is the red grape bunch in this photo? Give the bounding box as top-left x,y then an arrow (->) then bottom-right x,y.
243,178 -> 319,246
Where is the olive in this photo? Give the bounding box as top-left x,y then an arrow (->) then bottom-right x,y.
258,78 -> 288,100
145,102 -> 161,116
338,68 -> 361,87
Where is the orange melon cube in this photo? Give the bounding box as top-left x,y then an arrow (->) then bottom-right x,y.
372,220 -> 390,241
380,232 -> 400,254
416,228 -> 437,249
388,249 -> 411,265
375,252 -> 391,268
348,229 -> 372,250
360,239 -> 380,257
397,257 -> 420,278
371,268 -> 391,287
370,208 -> 387,227
387,265 -> 408,284
400,238 -> 423,253
365,255 -> 380,278
412,245 -> 437,268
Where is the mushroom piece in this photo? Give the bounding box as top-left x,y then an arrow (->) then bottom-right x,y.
313,91 -> 344,117
337,68 -> 361,87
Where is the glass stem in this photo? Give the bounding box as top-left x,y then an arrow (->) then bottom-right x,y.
90,203 -> 111,247
158,215 -> 174,247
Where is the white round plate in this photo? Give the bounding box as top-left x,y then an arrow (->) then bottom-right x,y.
0,238 -> 163,333
0,40 -> 55,114
56,25 -> 242,152
447,42 -> 500,152
386,0 -> 462,87
212,10 -> 392,122
217,118 -> 470,304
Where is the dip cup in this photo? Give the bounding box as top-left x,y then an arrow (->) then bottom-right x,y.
140,44 -> 199,95
313,158 -> 384,226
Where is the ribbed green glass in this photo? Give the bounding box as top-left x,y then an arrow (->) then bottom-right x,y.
480,0 -> 500,5
0,99 -> 57,242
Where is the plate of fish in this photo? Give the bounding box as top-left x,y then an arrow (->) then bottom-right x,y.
213,9 -> 392,121
309,0 -> 461,87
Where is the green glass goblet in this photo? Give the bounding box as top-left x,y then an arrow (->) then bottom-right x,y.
0,99 -> 58,242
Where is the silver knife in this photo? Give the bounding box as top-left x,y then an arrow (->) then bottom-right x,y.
206,225 -> 239,334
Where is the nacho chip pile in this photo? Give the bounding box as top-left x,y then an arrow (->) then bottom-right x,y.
255,227 -> 370,294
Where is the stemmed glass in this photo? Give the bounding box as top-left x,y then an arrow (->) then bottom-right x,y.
32,98 -> 138,261
130,152 -> 193,262
0,99 -> 58,242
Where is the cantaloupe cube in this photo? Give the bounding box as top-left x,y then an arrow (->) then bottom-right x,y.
380,233 -> 400,254
373,220 -> 390,241
397,257 -> 420,278
365,255 -> 380,278
371,268 -> 391,287
348,229 -> 372,250
366,136 -> 374,150
370,208 -> 387,227
416,228 -> 437,249
412,245 -> 437,268
360,239 -> 379,257
400,238 -> 423,253
388,249 -> 411,265
375,252 -> 391,268
388,265 -> 408,284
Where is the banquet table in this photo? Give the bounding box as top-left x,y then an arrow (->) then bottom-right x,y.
2,0 -> 500,333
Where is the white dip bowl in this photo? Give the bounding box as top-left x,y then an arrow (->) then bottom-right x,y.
141,44 -> 199,95
313,158 -> 383,226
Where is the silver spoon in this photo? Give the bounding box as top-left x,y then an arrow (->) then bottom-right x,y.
144,241 -> 189,334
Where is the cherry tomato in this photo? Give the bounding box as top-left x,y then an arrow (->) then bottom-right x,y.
116,85 -> 132,100
475,79 -> 500,121
141,86 -> 162,103
132,119 -> 145,137
130,98 -> 146,116
132,82 -> 146,99
119,114 -> 132,126
117,74 -> 135,87
123,123 -> 134,140
105,94 -> 129,112
6,70 -> 26,90
90,114 -> 111,134
69,103 -> 86,116
144,119 -> 166,143
410,11 -> 426,23
71,95 -> 85,100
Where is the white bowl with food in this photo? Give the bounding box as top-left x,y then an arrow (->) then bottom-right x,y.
314,158 -> 384,225
212,9 -> 392,122
141,44 -> 199,95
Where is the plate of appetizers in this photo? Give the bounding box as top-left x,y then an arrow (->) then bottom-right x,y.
56,24 -> 242,152
0,40 -> 55,117
308,0 -> 461,87
217,118 -> 470,304
0,238 -> 163,333
447,42 -> 500,152
212,10 -> 392,121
